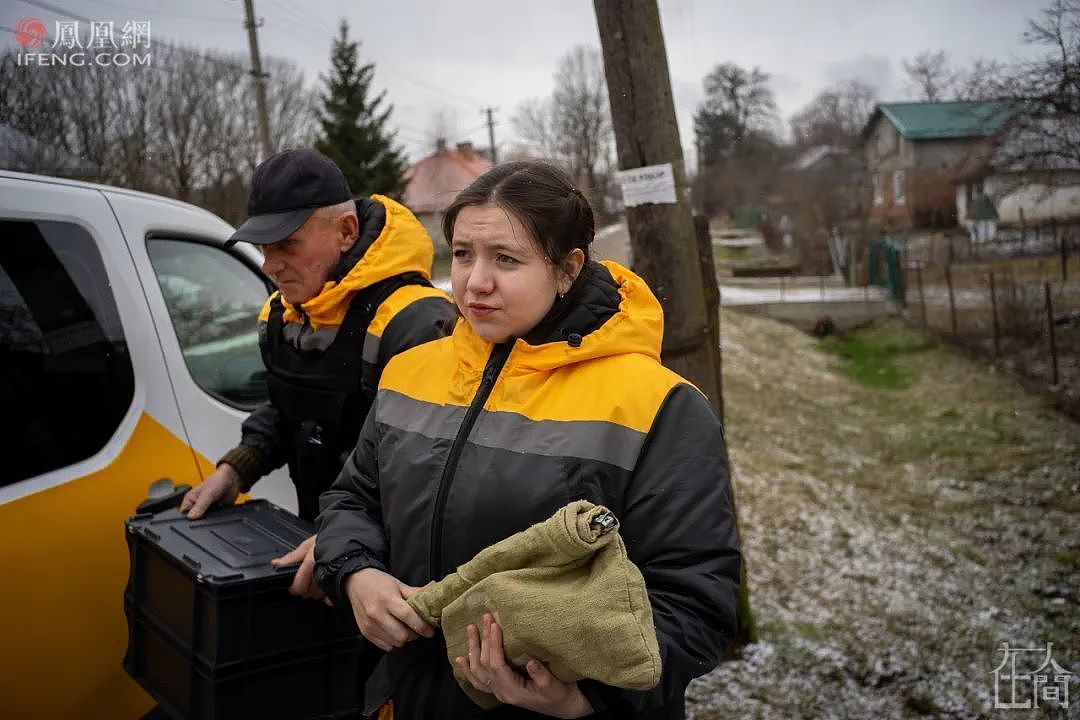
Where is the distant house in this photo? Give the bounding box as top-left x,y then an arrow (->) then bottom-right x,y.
860,101 -> 1017,230
954,115 -> 1080,243
403,140 -> 492,256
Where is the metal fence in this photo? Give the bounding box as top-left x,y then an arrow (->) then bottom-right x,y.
905,252 -> 1080,412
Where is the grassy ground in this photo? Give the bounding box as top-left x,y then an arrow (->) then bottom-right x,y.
688,310 -> 1080,719
818,325 -> 935,390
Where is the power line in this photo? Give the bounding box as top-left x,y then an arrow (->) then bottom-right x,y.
265,0 -> 336,39
12,0 -> 491,131
13,0 -> 251,74
79,0 -> 236,23
262,18 -> 329,52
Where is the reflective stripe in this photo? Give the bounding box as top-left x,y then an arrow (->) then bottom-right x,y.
377,389 -> 646,471
378,389 -> 468,441
362,332 -> 380,364
281,322 -> 339,352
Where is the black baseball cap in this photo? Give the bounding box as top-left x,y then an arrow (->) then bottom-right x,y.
226,148 -> 352,246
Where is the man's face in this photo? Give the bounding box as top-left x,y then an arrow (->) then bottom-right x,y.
259,211 -> 355,305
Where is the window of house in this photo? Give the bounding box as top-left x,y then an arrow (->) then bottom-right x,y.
0,219 -> 135,485
147,238 -> 271,408
893,170 -> 906,205
872,173 -> 884,205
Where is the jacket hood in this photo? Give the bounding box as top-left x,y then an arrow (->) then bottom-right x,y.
263,194 -> 434,329
452,260 -> 665,374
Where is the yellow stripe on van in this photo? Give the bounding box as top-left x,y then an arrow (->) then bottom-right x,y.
0,413 -> 203,720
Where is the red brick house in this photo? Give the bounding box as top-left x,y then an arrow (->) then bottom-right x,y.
403,140 -> 492,254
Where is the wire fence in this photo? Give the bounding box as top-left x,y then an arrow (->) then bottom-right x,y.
904,250 -> 1080,414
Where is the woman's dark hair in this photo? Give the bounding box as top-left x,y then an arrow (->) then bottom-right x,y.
441,161 -> 594,270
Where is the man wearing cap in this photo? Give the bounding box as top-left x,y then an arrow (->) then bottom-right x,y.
181,148 -> 453,595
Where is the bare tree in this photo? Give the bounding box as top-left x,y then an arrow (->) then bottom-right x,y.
154,47 -> 217,201
1,40 -> 314,218
552,46 -> 612,194
112,66 -> 163,190
954,58 -> 1008,101
512,97 -> 559,158
424,109 -> 459,151
1017,0 -> 1080,113
264,57 -> 318,154
903,50 -> 955,101
54,62 -> 128,182
984,0 -> 1080,190
0,52 -> 76,174
692,62 -> 779,216
789,79 -> 877,147
512,46 -> 613,208
693,62 -> 777,164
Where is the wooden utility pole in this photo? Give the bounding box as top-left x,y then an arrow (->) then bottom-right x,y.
594,0 -> 752,646
243,0 -> 273,160
483,107 -> 499,164
592,0 -> 718,403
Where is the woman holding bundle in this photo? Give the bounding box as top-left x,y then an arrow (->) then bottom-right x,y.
315,161 -> 741,720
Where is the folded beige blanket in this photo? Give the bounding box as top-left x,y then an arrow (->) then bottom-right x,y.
407,500 -> 662,708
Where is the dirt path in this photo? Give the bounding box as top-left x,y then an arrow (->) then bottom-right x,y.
688,310 -> 1080,719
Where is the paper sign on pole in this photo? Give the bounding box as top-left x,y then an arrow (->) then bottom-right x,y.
615,163 -> 677,207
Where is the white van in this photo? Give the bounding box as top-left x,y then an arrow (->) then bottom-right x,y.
0,171 -> 293,719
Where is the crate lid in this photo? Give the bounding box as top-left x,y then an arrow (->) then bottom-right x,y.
126,500 -> 312,585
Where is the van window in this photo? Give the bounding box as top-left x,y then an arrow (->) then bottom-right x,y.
0,219 -> 135,485
147,239 -> 270,408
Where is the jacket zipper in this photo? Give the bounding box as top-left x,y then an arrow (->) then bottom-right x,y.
427,341 -> 513,579
293,303 -> 312,343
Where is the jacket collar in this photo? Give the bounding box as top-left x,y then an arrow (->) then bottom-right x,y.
451,260 -> 664,375
271,194 -> 435,329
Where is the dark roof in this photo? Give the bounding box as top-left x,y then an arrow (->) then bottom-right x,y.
862,101 -> 1018,142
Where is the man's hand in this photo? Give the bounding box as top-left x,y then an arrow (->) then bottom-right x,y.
180,464 -> 242,519
271,535 -> 325,601
344,568 -> 434,652
454,613 -> 593,719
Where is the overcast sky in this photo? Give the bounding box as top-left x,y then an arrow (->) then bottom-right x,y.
3,0 -> 1051,166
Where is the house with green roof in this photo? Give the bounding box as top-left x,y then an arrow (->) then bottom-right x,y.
860,100 -> 1017,230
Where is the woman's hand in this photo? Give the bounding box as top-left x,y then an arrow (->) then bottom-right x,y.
344,568 -> 434,652
270,534 -> 328,601
454,613 -> 594,719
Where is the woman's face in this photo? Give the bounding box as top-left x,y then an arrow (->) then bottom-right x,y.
450,203 -> 579,343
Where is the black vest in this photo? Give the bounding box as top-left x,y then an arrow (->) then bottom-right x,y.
261,274 -> 426,521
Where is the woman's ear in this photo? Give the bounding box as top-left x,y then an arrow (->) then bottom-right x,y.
558,248 -> 586,295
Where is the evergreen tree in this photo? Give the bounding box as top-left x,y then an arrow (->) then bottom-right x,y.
315,21 -> 406,197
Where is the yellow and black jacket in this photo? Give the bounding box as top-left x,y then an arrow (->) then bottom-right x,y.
315,260 -> 741,719
224,195 -> 453,521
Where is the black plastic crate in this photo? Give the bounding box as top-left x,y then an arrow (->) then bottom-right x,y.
124,500 -> 363,720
